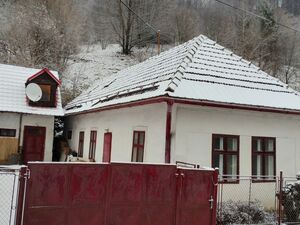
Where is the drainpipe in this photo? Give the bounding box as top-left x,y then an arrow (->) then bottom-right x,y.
165,100 -> 173,163
17,113 -> 23,164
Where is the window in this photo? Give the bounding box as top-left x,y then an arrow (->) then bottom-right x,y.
67,130 -> 72,140
131,131 -> 145,162
89,130 -> 97,160
252,137 -> 276,181
212,134 -> 239,182
78,131 -> 84,157
0,128 -> 16,137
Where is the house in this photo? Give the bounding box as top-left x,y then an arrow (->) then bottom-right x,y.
0,64 -> 64,164
64,34 -> 300,185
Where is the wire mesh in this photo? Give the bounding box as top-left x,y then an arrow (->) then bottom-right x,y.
217,175 -> 278,225
281,177 -> 300,224
0,169 -> 21,225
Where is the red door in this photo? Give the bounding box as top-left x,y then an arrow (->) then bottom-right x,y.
23,126 -> 46,164
102,132 -> 112,162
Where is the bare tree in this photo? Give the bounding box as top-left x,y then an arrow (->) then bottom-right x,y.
0,0 -> 84,71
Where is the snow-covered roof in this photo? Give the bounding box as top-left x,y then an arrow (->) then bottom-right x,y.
0,63 -> 64,116
65,35 -> 300,115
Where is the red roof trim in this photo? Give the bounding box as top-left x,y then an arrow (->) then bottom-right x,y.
65,96 -> 300,116
27,68 -> 61,85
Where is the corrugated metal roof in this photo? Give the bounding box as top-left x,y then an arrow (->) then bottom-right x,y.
0,64 -> 64,116
65,35 -> 300,115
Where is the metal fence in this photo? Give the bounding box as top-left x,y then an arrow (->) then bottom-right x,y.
281,176 -> 300,225
0,166 -> 24,225
217,174 -> 300,225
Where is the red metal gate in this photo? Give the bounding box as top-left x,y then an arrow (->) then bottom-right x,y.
22,163 -> 217,225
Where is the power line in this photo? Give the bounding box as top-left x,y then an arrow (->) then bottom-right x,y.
119,0 -> 161,54
119,0 -> 157,33
215,0 -> 300,34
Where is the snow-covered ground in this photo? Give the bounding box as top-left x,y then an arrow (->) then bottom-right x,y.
61,44 -> 172,101
0,166 -> 23,225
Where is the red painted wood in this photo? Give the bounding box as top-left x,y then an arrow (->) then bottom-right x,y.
22,126 -> 46,164
165,100 -> 173,163
102,132 -> 112,162
27,68 -> 61,85
23,163 -> 217,225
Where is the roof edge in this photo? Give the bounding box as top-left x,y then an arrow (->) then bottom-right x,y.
64,95 -> 300,117
27,68 -> 61,85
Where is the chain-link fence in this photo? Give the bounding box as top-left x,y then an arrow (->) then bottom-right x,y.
281,177 -> 300,224
217,174 -> 300,225
0,166 -> 23,225
217,175 -> 278,225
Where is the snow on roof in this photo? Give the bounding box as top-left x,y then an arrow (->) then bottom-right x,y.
65,35 -> 300,115
0,63 -> 64,116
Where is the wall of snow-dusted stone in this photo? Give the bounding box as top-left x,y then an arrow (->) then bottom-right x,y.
65,103 -> 167,163
0,112 -> 54,162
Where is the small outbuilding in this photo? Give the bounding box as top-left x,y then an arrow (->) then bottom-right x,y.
0,64 -> 63,164
64,35 -> 300,182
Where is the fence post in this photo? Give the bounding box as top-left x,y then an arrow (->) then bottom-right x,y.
212,169 -> 219,225
278,171 -> 283,225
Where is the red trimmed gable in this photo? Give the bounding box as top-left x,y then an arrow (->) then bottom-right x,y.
26,68 -> 61,85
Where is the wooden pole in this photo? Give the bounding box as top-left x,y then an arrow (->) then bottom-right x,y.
157,30 -> 161,55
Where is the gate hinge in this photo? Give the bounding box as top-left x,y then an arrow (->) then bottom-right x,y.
23,168 -> 31,180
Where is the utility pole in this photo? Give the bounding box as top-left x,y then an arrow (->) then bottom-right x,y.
157,30 -> 161,55
119,0 -> 161,54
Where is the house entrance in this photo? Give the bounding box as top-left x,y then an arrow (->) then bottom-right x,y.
22,126 -> 46,163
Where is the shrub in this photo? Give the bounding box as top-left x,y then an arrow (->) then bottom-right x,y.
217,200 -> 275,224
282,182 -> 300,222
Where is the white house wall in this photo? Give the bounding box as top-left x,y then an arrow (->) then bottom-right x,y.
0,112 -> 54,162
65,103 -> 167,163
173,104 -> 300,208
173,104 -> 300,177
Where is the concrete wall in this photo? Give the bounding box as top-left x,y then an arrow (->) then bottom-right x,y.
0,112 -> 54,162
65,103 -> 167,163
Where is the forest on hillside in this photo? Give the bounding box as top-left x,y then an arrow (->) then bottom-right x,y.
0,0 -> 299,102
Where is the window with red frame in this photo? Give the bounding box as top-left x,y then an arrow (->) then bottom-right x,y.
89,130 -> 97,160
252,137 -> 276,181
212,134 -> 239,182
78,131 -> 84,157
131,131 -> 145,162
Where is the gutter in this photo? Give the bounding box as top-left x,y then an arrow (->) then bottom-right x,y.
165,100 -> 173,163
17,113 -> 23,164
64,96 -> 300,117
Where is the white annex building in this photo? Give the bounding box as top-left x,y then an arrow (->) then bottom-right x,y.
0,64 -> 64,164
65,35 -> 300,185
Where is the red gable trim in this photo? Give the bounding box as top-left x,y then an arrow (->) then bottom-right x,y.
27,68 -> 61,85
65,95 -> 300,116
